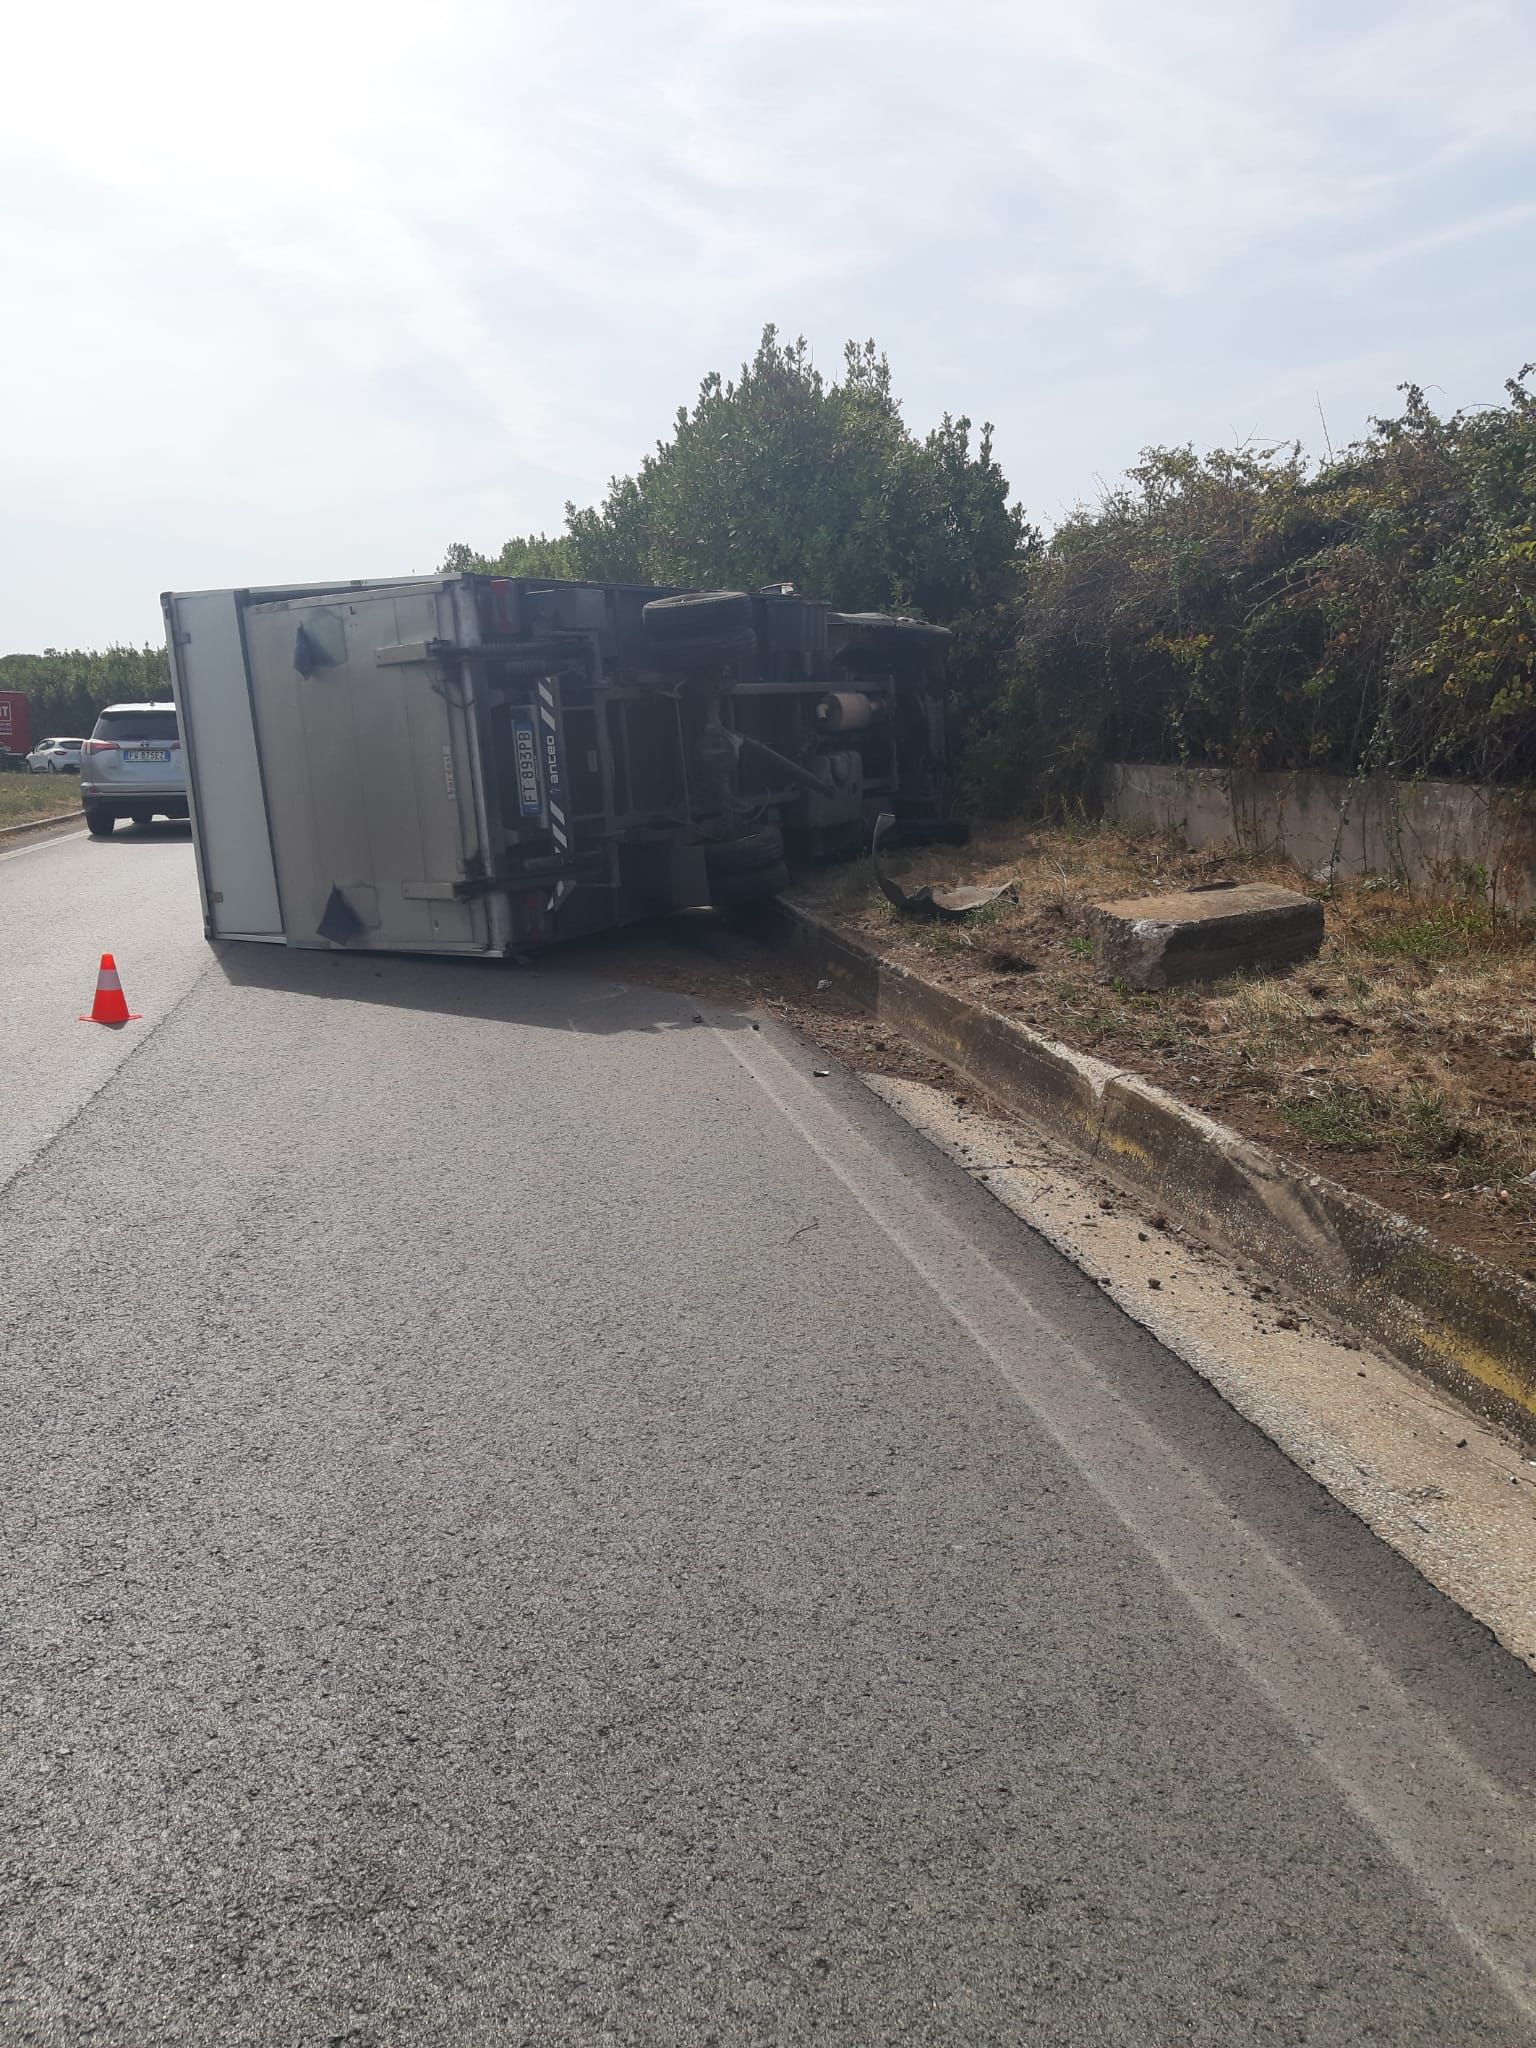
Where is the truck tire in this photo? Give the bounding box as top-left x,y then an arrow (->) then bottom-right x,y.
710,860 -> 789,907
85,806 -> 115,837
643,590 -> 753,643
703,823 -> 784,877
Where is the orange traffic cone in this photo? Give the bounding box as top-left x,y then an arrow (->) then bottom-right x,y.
79,953 -> 141,1026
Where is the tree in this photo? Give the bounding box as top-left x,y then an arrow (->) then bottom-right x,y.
442,534 -> 580,580
445,326 -> 1030,623
0,645 -> 171,740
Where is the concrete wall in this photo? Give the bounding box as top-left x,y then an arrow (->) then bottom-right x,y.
1105,763 -> 1536,906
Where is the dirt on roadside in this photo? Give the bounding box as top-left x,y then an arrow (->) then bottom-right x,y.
551,914 -> 964,1101
792,823 -> 1536,1281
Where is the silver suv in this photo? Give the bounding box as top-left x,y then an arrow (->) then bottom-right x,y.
80,702 -> 188,837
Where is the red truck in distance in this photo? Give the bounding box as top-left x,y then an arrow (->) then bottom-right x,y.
0,692 -> 32,769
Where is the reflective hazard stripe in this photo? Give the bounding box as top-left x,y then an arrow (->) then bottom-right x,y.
539,681 -> 568,850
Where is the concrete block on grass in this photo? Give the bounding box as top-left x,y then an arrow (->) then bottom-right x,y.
1087,881 -> 1323,990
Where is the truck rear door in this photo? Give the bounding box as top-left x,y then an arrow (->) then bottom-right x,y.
240,586 -> 492,953
164,591 -> 284,938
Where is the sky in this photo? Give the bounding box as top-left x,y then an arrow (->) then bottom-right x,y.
4,0 -> 1535,651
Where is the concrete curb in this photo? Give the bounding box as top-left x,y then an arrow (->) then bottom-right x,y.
0,807 -> 80,841
762,899 -> 1536,1437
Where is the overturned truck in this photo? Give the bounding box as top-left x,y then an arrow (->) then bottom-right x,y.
164,574 -> 954,955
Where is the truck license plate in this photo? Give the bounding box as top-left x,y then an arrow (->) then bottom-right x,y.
512,720 -> 541,816
124,749 -> 171,764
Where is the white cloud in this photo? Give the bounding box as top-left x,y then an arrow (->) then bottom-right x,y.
3,0 -> 1535,643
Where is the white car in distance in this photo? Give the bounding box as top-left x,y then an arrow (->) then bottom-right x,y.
26,737 -> 85,774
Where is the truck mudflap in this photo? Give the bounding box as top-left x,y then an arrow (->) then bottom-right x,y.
505,887 -> 554,947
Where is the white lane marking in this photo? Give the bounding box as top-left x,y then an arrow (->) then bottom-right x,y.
0,827 -> 87,863
720,1021 -> 1536,2027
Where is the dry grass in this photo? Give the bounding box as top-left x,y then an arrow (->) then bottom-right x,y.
795,820 -> 1536,1263
0,774 -> 79,826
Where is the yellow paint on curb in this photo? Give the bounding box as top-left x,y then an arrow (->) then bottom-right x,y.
1401,1314 -> 1536,1416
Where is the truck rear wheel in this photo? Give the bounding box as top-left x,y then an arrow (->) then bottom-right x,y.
85,806 -> 115,838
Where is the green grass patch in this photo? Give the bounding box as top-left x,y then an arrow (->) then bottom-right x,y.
1394,1085 -> 1468,1163
1280,1083 -> 1381,1149
1350,903 -> 1517,961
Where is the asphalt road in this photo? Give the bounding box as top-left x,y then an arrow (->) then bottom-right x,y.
2,830 -> 1534,2046
0,822 -> 205,1188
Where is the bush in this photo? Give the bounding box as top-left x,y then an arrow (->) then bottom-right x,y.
981,368 -> 1536,814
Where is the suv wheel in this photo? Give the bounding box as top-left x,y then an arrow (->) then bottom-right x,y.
84,806 -> 116,838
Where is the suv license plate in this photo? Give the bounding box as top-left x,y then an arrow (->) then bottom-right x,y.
124,749 -> 171,764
